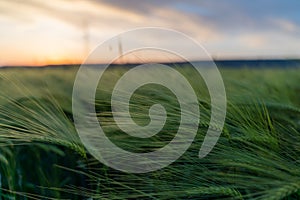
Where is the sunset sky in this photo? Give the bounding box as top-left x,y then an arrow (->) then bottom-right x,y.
0,0 -> 300,66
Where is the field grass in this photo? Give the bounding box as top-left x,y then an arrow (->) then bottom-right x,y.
0,64 -> 300,199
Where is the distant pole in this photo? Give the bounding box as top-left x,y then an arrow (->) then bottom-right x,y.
118,36 -> 123,64
82,20 -> 90,59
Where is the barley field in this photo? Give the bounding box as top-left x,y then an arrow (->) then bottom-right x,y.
0,63 -> 300,199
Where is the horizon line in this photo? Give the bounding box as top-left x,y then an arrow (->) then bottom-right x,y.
1,58 -> 300,68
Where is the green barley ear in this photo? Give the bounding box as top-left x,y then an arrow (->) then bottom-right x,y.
259,182 -> 300,200
0,95 -> 86,158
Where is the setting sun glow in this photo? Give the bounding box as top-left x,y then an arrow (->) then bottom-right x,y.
0,0 -> 299,66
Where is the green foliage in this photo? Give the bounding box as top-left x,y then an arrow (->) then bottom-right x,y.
0,66 -> 299,199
